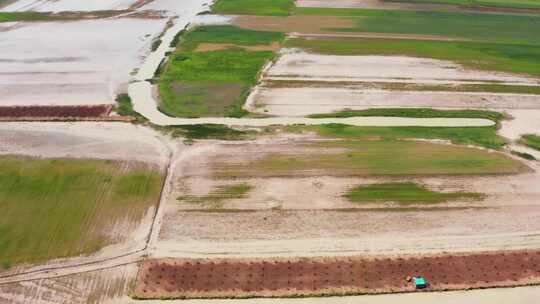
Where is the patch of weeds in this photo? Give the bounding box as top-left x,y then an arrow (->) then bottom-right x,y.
178,183 -> 252,208
520,134 -> 540,151
158,124 -> 251,140
151,39 -> 162,52
511,150 -> 536,161
344,182 -> 484,205
114,94 -> 147,124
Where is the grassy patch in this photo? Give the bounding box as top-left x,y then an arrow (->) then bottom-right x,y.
114,94 -> 147,123
295,8 -> 540,45
384,0 -> 540,10
215,140 -> 525,178
212,0 -> 295,16
309,108 -> 505,123
178,183 -> 252,208
344,182 -> 483,205
0,12 -> 53,22
0,157 -> 162,266
179,25 -> 284,51
158,124 -> 251,140
285,37 -> 540,77
159,26 -> 283,117
520,134 -> 540,151
285,124 -> 507,150
511,150 -> 537,161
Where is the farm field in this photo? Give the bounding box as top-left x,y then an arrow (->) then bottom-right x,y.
158,25 -> 283,117
136,251 -> 540,299
0,156 -> 162,266
2,0 -> 540,302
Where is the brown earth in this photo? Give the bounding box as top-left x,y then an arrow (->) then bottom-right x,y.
134,250 -> 540,299
0,104 -> 112,118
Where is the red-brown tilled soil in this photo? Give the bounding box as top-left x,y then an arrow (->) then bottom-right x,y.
135,251 -> 540,299
0,105 -> 112,118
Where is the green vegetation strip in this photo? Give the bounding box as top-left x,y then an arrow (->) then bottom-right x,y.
216,140 -> 525,178
285,124 -> 506,150
159,26 -> 282,118
211,0 -> 295,16
266,80 -> 540,95
309,108 -> 504,123
0,12 -> 53,22
344,182 -> 483,205
520,134 -> 540,151
384,0 -> 540,10
295,8 -> 540,45
0,157 -> 162,267
285,37 -> 540,77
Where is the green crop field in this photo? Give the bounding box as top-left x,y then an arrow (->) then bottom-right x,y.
178,25 -> 284,51
521,134 -> 540,151
213,139 -> 526,178
285,37 -> 540,77
385,0 -> 540,9
159,26 -> 282,117
296,8 -> 540,45
0,12 -> 53,22
212,0 -> 295,15
0,157 -> 162,267
344,182 -> 483,205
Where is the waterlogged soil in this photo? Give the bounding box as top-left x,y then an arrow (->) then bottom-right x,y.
135,251 -> 540,298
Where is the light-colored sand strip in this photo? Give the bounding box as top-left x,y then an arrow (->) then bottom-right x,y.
129,82 -> 494,127
150,230 -> 540,259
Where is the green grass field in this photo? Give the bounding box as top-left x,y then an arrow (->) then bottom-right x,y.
309,108 -> 505,123
212,0 -> 295,15
0,12 -> 53,22
214,139 -> 525,178
344,182 -> 483,205
159,26 -> 282,117
385,0 -> 540,9
521,134 -> 540,151
285,37 -> 540,77
0,157 -> 162,267
296,8 -> 540,45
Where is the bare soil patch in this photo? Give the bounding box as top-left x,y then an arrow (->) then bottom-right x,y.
135,250 -> 540,299
233,15 -> 355,34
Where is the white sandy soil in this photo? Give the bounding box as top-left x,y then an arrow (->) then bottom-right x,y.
267,53 -> 539,86
248,87 -> 540,116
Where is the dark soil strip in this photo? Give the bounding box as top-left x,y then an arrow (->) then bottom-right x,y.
0,105 -> 112,118
135,250 -> 540,299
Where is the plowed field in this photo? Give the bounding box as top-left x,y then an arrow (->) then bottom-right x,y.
135,251 -> 540,299
0,105 -> 111,118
